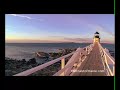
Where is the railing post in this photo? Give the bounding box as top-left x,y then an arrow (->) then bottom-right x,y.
85,47 -> 88,54
79,53 -> 82,62
104,53 -> 108,75
60,58 -> 65,76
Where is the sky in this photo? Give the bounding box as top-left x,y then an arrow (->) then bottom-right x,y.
5,14 -> 115,43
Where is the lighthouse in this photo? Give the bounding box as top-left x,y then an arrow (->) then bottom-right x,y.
93,31 -> 100,43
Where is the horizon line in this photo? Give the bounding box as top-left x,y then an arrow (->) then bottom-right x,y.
5,42 -> 114,44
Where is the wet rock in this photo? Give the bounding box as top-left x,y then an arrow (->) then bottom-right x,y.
109,50 -> 115,57
16,65 -> 21,69
35,52 -> 49,58
27,58 -> 37,65
21,59 -> 26,63
5,70 -> 13,76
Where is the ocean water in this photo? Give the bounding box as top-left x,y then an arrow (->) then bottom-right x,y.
5,43 -> 115,61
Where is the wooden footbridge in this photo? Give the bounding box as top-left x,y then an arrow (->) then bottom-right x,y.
13,32 -> 115,76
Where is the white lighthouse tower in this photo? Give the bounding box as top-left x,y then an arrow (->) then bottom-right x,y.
93,31 -> 100,43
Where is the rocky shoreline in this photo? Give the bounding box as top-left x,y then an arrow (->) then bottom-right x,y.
5,48 -> 114,76
5,58 -> 39,76
5,48 -> 76,76
109,50 -> 115,58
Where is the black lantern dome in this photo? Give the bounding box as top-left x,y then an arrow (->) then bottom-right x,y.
95,32 -> 99,34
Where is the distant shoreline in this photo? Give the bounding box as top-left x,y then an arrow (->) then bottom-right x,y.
5,42 -> 114,44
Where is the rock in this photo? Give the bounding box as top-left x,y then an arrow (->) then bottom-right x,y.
28,65 -> 32,68
35,52 -> 49,58
5,70 -> 11,73
5,57 -> 39,76
21,59 -> 26,64
31,64 -> 37,67
5,70 -> 13,76
16,65 -> 20,68
27,58 -> 37,65
12,71 -> 17,74
109,50 -> 115,57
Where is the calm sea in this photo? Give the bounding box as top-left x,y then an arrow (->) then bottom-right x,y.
5,43 -> 115,61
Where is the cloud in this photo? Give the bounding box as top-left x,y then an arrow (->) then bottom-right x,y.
8,14 -> 43,21
63,37 -> 114,43
10,14 -> 32,19
47,35 -> 93,43
85,22 -> 114,37
49,36 -> 65,38
95,25 -> 114,36
8,14 -> 114,37
68,15 -> 114,37
63,37 -> 92,43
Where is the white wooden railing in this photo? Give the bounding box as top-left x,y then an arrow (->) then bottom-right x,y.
53,44 -> 94,76
13,44 -> 94,76
98,42 -> 115,76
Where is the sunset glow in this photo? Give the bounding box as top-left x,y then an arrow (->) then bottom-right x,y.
5,14 -> 114,43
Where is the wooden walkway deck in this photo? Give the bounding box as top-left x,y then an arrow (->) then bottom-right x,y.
72,42 -> 106,76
